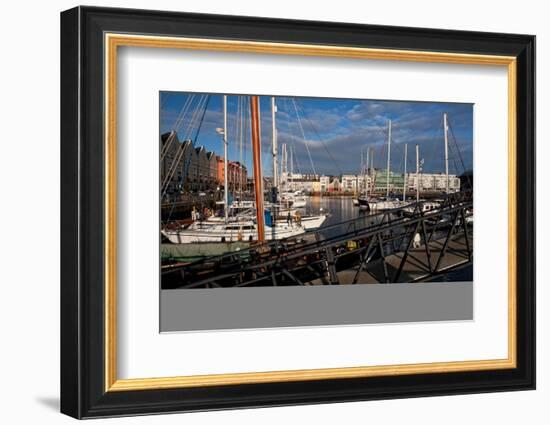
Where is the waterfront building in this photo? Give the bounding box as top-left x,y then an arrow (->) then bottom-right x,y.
160,131 -> 222,194
311,180 -> 322,193
341,174 -> 371,193
216,158 -> 248,192
328,177 -> 341,192
406,172 -> 461,192
194,146 -> 209,189
363,168 -> 461,194
372,169 -> 405,193
320,175 -> 330,193
281,173 -> 320,193
340,175 -> 355,192
206,152 -> 217,184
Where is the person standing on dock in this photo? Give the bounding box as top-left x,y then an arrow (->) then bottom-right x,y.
413,232 -> 421,248
287,211 -> 292,227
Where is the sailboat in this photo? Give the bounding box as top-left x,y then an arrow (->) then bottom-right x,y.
280,191 -> 307,208
353,146 -> 369,208
363,120 -> 403,211
403,113 -> 460,215
234,97 -> 326,229
356,146 -> 372,210
270,98 -> 327,228
163,96 -> 328,244
278,144 -> 308,209
162,219 -> 305,244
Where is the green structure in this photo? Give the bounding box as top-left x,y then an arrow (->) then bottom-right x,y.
372,169 -> 405,193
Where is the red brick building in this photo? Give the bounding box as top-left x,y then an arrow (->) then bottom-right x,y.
217,158 -> 248,192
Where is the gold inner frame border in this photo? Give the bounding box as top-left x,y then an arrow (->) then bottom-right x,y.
104,33 -> 517,392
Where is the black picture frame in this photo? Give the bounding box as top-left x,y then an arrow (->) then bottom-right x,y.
61,6 -> 535,419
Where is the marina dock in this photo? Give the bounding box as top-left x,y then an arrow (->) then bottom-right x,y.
309,234 -> 471,285
162,191 -> 473,289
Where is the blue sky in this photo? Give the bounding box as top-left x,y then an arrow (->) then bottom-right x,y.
160,92 -> 473,176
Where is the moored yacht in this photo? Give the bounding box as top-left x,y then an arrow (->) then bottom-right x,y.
402,200 -> 440,215
368,196 -> 404,211
162,220 -> 305,244
274,212 -> 328,230
280,191 -> 307,208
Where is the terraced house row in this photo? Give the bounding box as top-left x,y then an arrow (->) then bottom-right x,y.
160,131 -> 247,194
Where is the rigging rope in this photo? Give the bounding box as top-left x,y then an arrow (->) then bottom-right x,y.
163,95 -> 212,223
428,115 -> 444,174
160,92 -> 171,110
285,98 -> 315,181
161,95 -> 209,200
191,95 -> 211,143
164,95 -> 211,221
160,94 -> 195,162
448,119 -> 472,190
161,95 -> 206,192
232,95 -> 241,165
293,100 -> 344,176
292,145 -> 302,176
291,98 -> 317,177
181,95 -> 208,141
239,96 -> 245,195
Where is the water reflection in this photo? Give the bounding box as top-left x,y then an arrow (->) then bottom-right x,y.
307,195 -> 381,239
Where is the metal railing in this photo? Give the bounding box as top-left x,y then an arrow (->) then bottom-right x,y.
162,191 -> 473,289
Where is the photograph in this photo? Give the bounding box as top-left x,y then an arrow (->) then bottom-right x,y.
56,4 -> 536,419
160,92 -> 474,290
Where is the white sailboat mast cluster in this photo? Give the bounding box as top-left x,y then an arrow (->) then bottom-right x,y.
355,112 -> 457,211
271,97 -> 279,190
162,95 -> 327,244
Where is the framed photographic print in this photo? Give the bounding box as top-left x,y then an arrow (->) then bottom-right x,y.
60,6 -> 535,419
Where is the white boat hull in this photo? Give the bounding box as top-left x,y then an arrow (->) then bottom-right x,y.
291,199 -> 307,208
275,214 -> 327,230
371,201 -> 400,210
402,201 -> 441,214
280,193 -> 307,208
162,223 -> 305,244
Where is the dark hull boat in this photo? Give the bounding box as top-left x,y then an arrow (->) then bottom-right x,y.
357,196 -> 370,210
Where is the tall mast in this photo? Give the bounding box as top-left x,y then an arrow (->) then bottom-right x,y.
250,96 -> 265,242
239,96 -> 244,197
403,143 -> 408,201
358,148 -> 363,196
360,147 -> 364,191
386,120 -> 392,197
365,146 -> 369,194
223,95 -> 229,223
370,147 -> 374,196
271,97 -> 278,189
290,146 -> 294,191
444,112 -> 449,194
416,144 -> 420,203
280,143 -> 286,190
284,144 -> 287,188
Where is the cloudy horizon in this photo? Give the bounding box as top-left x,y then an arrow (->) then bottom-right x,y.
160,92 -> 473,177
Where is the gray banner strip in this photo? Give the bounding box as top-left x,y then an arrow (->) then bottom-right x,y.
160,282 -> 473,332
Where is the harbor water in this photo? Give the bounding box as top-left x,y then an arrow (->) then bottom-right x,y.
304,195 -> 473,283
